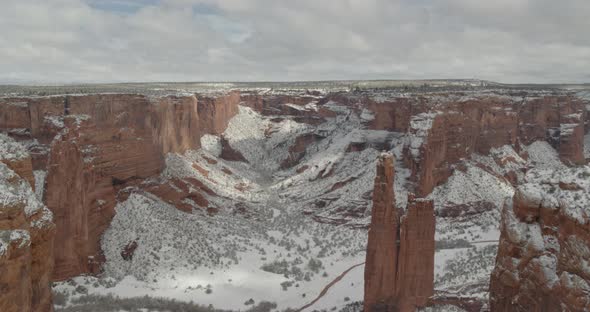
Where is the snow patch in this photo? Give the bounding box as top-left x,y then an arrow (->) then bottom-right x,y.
0,133 -> 29,161
34,170 -> 46,200
200,134 -> 222,157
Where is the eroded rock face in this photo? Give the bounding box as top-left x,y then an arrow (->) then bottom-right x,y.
490,180 -> 590,311
400,95 -> 587,196
44,120 -> 97,280
0,159 -> 55,312
1,92 -> 241,282
364,154 -> 435,312
219,136 -> 248,162
364,153 -> 399,311
0,133 -> 35,190
196,92 -> 241,135
397,195 -> 435,311
280,133 -> 324,169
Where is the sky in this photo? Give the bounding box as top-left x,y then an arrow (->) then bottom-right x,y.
0,0 -> 589,84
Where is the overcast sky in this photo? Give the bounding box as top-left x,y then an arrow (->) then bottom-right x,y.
1,0 -> 589,84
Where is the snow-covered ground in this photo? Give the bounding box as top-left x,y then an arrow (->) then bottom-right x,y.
50,98 -> 589,311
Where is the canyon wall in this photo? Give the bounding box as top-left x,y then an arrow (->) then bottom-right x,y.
0,136 -> 55,312
240,91 -> 588,199
364,153 -> 435,312
398,95 -> 587,196
0,92 -> 241,281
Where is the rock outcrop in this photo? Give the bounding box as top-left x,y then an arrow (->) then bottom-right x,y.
43,119 -> 100,280
364,153 -> 435,312
0,92 -> 241,282
396,195 -> 435,311
401,95 -> 588,196
0,133 -> 36,190
490,170 -> 590,311
364,153 -> 399,311
280,133 -> 324,169
0,150 -> 55,312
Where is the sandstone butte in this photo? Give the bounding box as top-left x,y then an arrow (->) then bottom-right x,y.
364,153 -> 435,312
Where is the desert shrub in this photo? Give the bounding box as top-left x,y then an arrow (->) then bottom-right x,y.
261,259 -> 289,275
52,290 -> 69,306
55,293 -> 231,312
75,285 -> 88,295
435,239 -> 473,251
280,281 -> 294,291
244,298 -> 255,305
338,301 -> 363,312
246,301 -> 277,312
307,258 -> 323,273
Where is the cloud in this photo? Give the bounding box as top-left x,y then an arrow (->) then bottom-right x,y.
0,0 -> 588,83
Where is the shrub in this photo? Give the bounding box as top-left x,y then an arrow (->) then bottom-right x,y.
52,291 -> 68,306
56,293 -> 230,312
246,301 -> 277,312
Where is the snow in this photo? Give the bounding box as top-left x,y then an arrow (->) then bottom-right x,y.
299,263 -> 364,311
428,162 -> 514,211
0,133 -> 29,161
522,141 -> 590,224
44,115 -> 65,128
526,141 -> 562,167
359,109 -> 374,121
407,111 -> 440,159
200,134 -> 221,157
560,123 -> 578,136
5,101 -> 28,107
34,170 -> 46,200
30,206 -> 54,229
534,255 -> 559,287
284,103 -> 307,111
67,114 -> 91,125
560,272 -> 590,292
0,162 -> 45,218
0,229 -> 31,257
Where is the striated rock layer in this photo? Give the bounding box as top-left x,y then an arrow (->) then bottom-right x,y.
490,175 -> 590,311
364,153 -> 435,312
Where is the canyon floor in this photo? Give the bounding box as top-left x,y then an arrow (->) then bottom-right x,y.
1,81 -> 589,312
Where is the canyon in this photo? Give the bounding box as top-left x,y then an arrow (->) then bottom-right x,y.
0,81 -> 588,311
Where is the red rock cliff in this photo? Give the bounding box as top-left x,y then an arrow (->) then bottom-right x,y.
1,92 -> 241,282
0,151 -> 55,312
400,95 -> 586,197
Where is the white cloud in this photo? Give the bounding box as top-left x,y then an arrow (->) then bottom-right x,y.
0,0 -> 589,83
